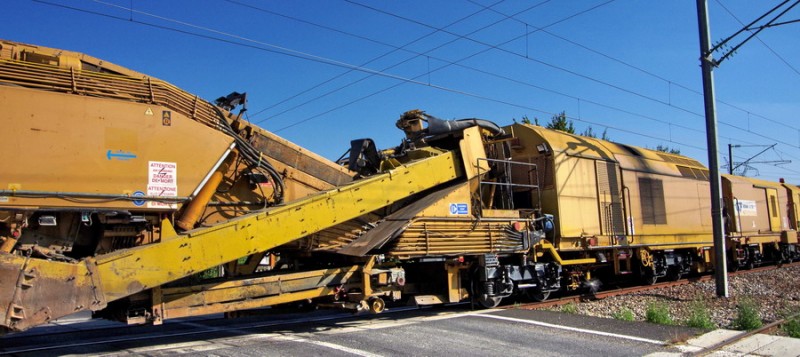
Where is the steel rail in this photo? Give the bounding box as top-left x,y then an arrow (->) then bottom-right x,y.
504,260 -> 800,311
0,305 -> 437,354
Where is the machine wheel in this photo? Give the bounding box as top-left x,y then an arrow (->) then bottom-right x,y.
368,297 -> 385,314
666,267 -> 682,281
477,295 -> 502,309
727,261 -> 740,272
526,289 -> 550,302
639,264 -> 658,285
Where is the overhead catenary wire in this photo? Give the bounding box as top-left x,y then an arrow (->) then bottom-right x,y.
248,0 -> 556,124
467,0 -> 800,134
28,0 -> 800,180
713,0 -> 800,77
226,0 -> 795,165
340,0 -> 800,162
227,0 -> 517,118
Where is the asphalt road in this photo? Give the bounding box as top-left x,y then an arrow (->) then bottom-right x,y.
1,307 -> 695,356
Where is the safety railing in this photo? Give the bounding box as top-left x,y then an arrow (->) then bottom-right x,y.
476,158 -> 540,211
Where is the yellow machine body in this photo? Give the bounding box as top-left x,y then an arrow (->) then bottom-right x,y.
3,40 -> 799,334
505,123 -> 713,251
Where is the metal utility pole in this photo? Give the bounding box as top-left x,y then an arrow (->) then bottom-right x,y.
728,143 -> 791,176
696,0 -> 728,298
728,144 -> 740,175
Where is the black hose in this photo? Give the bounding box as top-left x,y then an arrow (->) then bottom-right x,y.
423,113 -> 505,137
212,106 -> 285,204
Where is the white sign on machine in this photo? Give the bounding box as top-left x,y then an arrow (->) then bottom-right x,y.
147,161 -> 178,209
735,199 -> 757,217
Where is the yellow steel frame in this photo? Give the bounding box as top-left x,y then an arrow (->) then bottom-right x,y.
1,150 -> 464,331
157,265 -> 362,321
535,241 -> 597,266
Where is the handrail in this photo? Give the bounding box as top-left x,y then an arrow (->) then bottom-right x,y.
476,157 -> 540,211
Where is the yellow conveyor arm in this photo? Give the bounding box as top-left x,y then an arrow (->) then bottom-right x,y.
1,149 -> 464,332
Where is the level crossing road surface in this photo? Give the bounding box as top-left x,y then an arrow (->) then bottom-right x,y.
0,306 -> 726,356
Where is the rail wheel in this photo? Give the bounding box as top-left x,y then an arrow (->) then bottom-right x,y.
526,289 -> 550,302
666,267 -> 682,281
477,295 -> 502,308
368,297 -> 385,314
639,263 -> 658,285
727,260 -> 740,272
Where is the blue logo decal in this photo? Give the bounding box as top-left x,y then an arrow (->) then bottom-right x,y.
449,203 -> 469,215
107,150 -> 137,161
132,191 -> 146,206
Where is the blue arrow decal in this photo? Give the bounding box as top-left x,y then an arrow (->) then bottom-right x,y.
107,150 -> 137,161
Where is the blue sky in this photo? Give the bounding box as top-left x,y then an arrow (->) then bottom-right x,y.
5,1 -> 800,182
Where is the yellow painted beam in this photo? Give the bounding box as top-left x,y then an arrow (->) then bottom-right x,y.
539,242 -> 597,266
94,150 -> 462,301
2,142 -> 470,332
164,287 -> 336,319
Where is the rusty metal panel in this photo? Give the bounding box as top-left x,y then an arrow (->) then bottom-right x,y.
0,254 -> 105,332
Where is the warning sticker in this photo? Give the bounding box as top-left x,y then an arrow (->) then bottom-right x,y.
147,161 -> 178,209
0,196 -> 8,203
145,107 -> 154,116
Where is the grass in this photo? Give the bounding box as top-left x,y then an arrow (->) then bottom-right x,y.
646,302 -> 673,325
685,299 -> 716,330
732,298 -> 762,331
781,312 -> 800,338
612,308 -> 635,321
561,302 -> 577,314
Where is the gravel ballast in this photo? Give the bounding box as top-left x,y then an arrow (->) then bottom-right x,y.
544,265 -> 800,331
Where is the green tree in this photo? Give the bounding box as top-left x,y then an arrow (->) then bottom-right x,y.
521,115 -> 532,125
601,128 -> 610,141
655,144 -> 681,155
580,126 -> 610,140
545,111 -> 575,134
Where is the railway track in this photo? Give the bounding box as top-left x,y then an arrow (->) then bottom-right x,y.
0,305 -> 444,355
687,310 -> 800,356
3,261 -> 796,355
505,260 -> 800,310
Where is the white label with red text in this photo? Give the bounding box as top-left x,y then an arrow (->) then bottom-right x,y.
147,161 -> 178,209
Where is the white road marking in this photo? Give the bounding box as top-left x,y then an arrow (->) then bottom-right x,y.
472,314 -> 665,345
276,336 -> 384,357
111,321 -> 384,356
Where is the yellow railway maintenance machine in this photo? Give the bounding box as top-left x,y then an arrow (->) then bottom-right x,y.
0,40 -> 562,333
5,40 -> 796,334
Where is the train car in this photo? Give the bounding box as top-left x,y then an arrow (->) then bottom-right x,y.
503,123 -> 716,284
782,181 -> 800,240
722,175 -> 799,268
